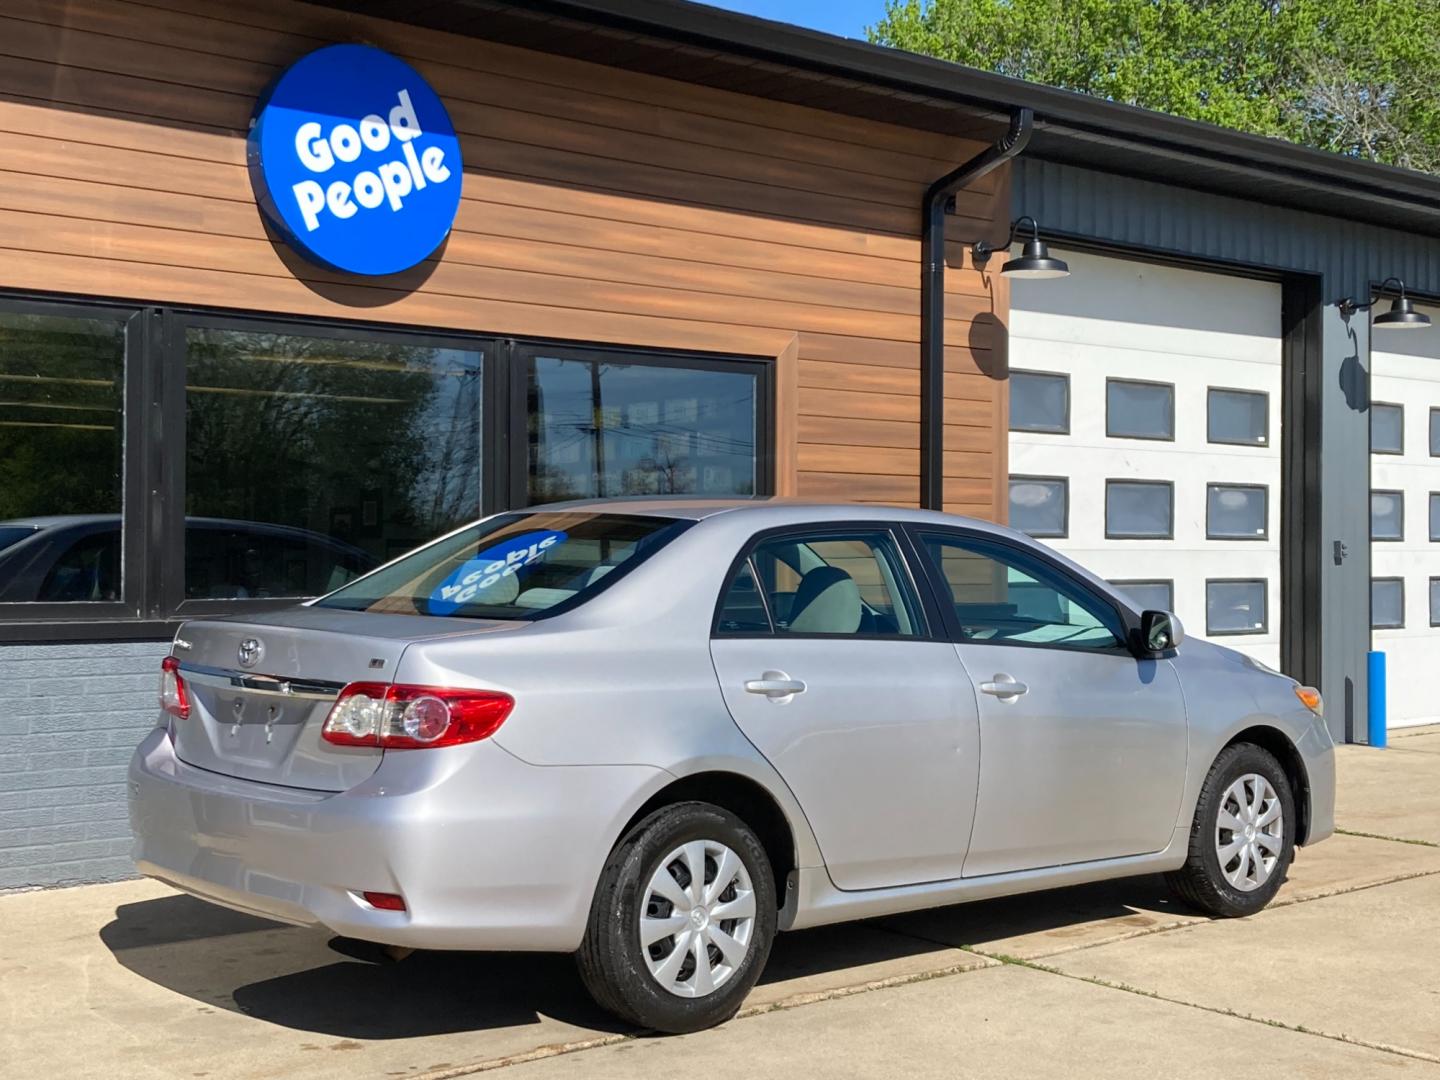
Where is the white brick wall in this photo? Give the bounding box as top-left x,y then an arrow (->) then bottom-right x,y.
0,641 -> 168,889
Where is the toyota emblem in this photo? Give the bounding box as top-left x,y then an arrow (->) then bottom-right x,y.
237,637 -> 264,669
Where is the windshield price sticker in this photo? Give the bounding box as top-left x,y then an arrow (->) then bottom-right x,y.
429,531 -> 566,614
248,44 -> 463,276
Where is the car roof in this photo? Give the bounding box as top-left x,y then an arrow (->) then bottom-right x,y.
522,496 -> 1020,534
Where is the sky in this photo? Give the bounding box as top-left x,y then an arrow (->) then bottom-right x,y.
704,0 -> 885,40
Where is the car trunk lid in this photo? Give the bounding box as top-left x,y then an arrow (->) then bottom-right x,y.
169,605 -> 522,792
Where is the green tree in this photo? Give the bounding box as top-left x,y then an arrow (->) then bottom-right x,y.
870,0 -> 1440,172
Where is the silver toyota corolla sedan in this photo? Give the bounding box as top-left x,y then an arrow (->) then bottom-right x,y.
129,499 -> 1334,1033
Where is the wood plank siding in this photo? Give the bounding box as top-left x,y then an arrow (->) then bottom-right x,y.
0,0 -> 1011,517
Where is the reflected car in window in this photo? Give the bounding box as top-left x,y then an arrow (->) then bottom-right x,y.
0,515 -> 377,603
128,499 -> 1335,1035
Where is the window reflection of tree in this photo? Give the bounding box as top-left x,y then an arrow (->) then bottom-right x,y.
185,329 -> 482,561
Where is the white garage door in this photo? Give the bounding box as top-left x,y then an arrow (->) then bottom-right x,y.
1370,302 -> 1440,728
1008,248 -> 1284,669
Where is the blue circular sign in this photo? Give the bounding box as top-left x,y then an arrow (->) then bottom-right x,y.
248,44 -> 463,276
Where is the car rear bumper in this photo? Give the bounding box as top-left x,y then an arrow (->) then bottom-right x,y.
128,726 -> 664,951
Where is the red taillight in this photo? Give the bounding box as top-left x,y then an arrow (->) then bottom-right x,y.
160,656 -> 189,720
361,891 -> 407,912
322,682 -> 514,750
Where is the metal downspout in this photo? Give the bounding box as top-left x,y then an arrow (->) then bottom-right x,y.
920,107 -> 1033,510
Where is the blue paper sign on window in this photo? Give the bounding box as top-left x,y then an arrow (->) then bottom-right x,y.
428,531 -> 567,615
248,44 -> 464,276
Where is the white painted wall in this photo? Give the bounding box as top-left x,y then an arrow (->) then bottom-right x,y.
1009,248 -> 1284,669
1370,301 -> 1440,727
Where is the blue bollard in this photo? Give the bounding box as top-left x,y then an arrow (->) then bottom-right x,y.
1368,650 -> 1387,748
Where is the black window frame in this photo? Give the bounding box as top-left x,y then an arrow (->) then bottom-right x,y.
709,521 -> 937,642
907,525 -> 1136,657
1206,482 -> 1270,541
1370,488 -> 1405,542
1206,386 -> 1270,447
1008,369 -> 1070,435
1370,401 -> 1404,455
0,291 -> 777,642
1105,478 -> 1175,540
1205,578 -> 1270,636
1105,377 -> 1175,442
1109,578 -> 1175,613
1372,576 -> 1405,630
1007,474 -> 1069,539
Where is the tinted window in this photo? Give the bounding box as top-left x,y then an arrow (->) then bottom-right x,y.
184,524 -> 371,600
526,353 -> 758,501
0,311 -> 126,602
1371,490 -> 1404,541
315,512 -> 687,619
1107,380 -> 1173,439
185,325 -> 481,599
1208,389 -> 1268,446
1371,403 -> 1403,454
1111,579 -> 1174,612
736,532 -> 922,637
1430,408 -> 1440,457
37,529 -> 120,602
1372,578 -> 1404,629
1106,480 -> 1173,538
920,533 -> 1123,650
1206,580 -> 1267,635
1431,494 -> 1440,542
1009,477 -> 1066,538
1431,578 -> 1440,627
1207,484 -> 1268,539
715,558 -> 770,633
1009,371 -> 1068,433
0,525 -> 39,553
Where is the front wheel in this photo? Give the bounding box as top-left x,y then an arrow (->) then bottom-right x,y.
1166,742 -> 1295,917
577,801 -> 777,1033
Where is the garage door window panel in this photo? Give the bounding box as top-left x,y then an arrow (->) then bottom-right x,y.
1008,476 -> 1067,538
1110,579 -> 1174,612
1373,578 -> 1404,630
1371,490 -> 1404,542
1207,484 -> 1268,540
1106,480 -> 1174,539
1430,408 -> 1440,457
1430,578 -> 1440,627
1009,370 -> 1069,434
1207,388 -> 1269,446
1371,403 -> 1404,455
1206,579 -> 1267,635
1107,379 -> 1174,441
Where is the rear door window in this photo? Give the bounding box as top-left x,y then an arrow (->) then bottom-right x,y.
716,529 -> 924,637
315,512 -> 688,619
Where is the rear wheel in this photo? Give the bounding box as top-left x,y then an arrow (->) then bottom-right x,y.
1167,742 -> 1295,917
577,801 -> 777,1033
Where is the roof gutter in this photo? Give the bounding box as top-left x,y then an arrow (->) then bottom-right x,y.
920,107 -> 1032,511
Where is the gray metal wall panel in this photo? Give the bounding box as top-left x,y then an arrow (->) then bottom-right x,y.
1013,158 -> 1434,742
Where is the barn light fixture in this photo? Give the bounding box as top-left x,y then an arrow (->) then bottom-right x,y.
1339,278 -> 1431,330
973,217 -> 1070,279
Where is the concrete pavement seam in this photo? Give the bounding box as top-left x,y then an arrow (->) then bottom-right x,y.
1334,827 -> 1440,848
977,953 -> 1440,1067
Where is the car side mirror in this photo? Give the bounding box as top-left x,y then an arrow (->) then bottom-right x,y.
1139,609 -> 1183,655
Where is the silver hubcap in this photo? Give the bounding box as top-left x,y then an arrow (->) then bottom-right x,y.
640,839 -> 756,998
1216,773 -> 1284,892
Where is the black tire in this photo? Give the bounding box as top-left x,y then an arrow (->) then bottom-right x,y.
577,801 -> 777,1033
1166,742 -> 1295,917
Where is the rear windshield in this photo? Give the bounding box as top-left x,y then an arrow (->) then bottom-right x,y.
0,525 -> 39,553
313,512 -> 688,620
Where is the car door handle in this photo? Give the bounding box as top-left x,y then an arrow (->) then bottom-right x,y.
979,674 -> 1029,700
744,671 -> 807,698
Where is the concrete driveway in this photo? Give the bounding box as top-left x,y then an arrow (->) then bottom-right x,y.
4,726 -> 1439,1079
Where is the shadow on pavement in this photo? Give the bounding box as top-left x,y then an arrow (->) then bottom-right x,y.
100,874 -> 1193,1039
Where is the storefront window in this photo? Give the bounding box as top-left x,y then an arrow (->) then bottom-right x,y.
0,310 -> 126,604
184,325 -> 482,600
525,352 -> 759,502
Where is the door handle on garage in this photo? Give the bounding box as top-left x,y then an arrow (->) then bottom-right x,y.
745,671 -> 807,698
979,674 -> 1028,700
